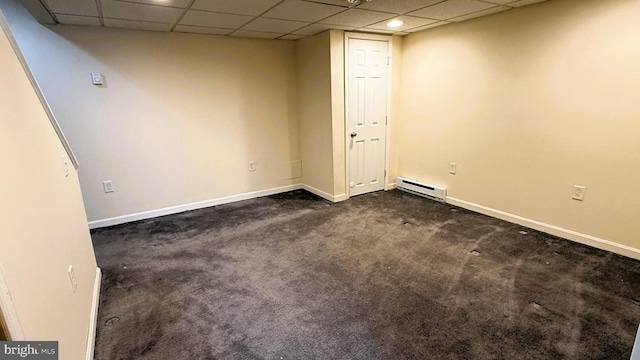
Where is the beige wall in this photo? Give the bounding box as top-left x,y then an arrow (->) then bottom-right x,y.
296,29 -> 348,202
397,0 -> 640,253
388,35 -> 403,188
329,30 -> 347,199
2,0 -> 300,222
0,9 -> 98,359
296,31 -> 334,198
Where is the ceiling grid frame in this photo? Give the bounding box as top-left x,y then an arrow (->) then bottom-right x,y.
23,0 -> 550,39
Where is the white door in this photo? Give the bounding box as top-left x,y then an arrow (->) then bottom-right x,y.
347,38 -> 389,197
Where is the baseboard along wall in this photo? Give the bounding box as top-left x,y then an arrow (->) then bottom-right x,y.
86,268 -> 101,360
446,196 -> 640,261
87,183 -> 639,261
302,184 -> 347,203
88,184 -> 303,229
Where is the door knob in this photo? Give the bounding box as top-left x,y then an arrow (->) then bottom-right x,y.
350,132 -> 357,138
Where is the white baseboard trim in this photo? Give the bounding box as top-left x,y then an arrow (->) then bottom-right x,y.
632,324 -> 640,360
387,183 -> 397,190
302,184 -> 346,202
334,193 -> 348,202
88,184 -> 303,229
446,197 -> 640,261
85,268 -> 101,360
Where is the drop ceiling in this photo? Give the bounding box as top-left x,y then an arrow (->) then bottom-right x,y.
20,0 -> 549,40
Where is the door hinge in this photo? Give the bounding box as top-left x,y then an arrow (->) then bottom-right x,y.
384,170 -> 387,177
387,56 -> 390,65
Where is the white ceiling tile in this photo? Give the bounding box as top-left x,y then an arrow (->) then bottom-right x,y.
405,20 -> 451,32
55,14 -> 101,26
364,15 -> 438,32
112,0 -> 192,7
449,5 -> 509,22
241,18 -> 309,33
293,23 -> 354,35
101,0 -> 183,23
103,18 -> 174,31
408,0 -> 496,20
230,30 -> 282,39
179,10 -> 253,28
173,25 -> 234,35
191,0 -> 282,16
279,34 -> 305,40
357,0 -> 445,15
263,0 -> 345,22
506,0 -> 547,7
43,0 -> 98,16
320,9 -> 394,27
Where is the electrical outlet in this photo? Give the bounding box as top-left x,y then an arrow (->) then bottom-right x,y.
572,185 -> 586,201
449,162 -> 457,174
249,161 -> 256,172
103,180 -> 114,193
61,155 -> 70,177
68,265 -> 77,293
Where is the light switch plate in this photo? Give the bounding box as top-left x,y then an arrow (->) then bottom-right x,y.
91,72 -> 103,85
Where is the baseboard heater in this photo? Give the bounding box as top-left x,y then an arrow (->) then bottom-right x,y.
396,177 -> 446,202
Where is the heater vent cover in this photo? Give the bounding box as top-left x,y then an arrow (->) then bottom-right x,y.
396,177 -> 446,202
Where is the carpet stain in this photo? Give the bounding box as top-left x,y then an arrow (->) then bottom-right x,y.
91,190 -> 640,360
104,317 -> 119,327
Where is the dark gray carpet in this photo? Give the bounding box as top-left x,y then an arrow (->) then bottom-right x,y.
91,190 -> 640,360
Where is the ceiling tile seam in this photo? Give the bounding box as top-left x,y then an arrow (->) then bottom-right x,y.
96,0 -> 104,26
299,0 -> 351,9
231,27 -> 300,36
169,0 -> 197,32
51,13 -> 100,19
106,0 -> 190,12
270,8 -> 357,39
400,0 -> 448,17
403,20 -> 452,32
445,5 -> 509,22
178,24 -> 234,31
227,0 -> 289,37
112,0 -> 187,10
260,10 -> 392,23
364,19 -> 442,33
103,17 -> 172,26
476,0 -> 515,6
37,0 -> 59,24
319,12 -> 397,30
264,5 -> 362,38
276,0 -> 425,36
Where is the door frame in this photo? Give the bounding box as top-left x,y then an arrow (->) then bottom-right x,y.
344,32 -> 394,199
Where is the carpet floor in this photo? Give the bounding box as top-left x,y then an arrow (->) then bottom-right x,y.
91,190 -> 640,359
